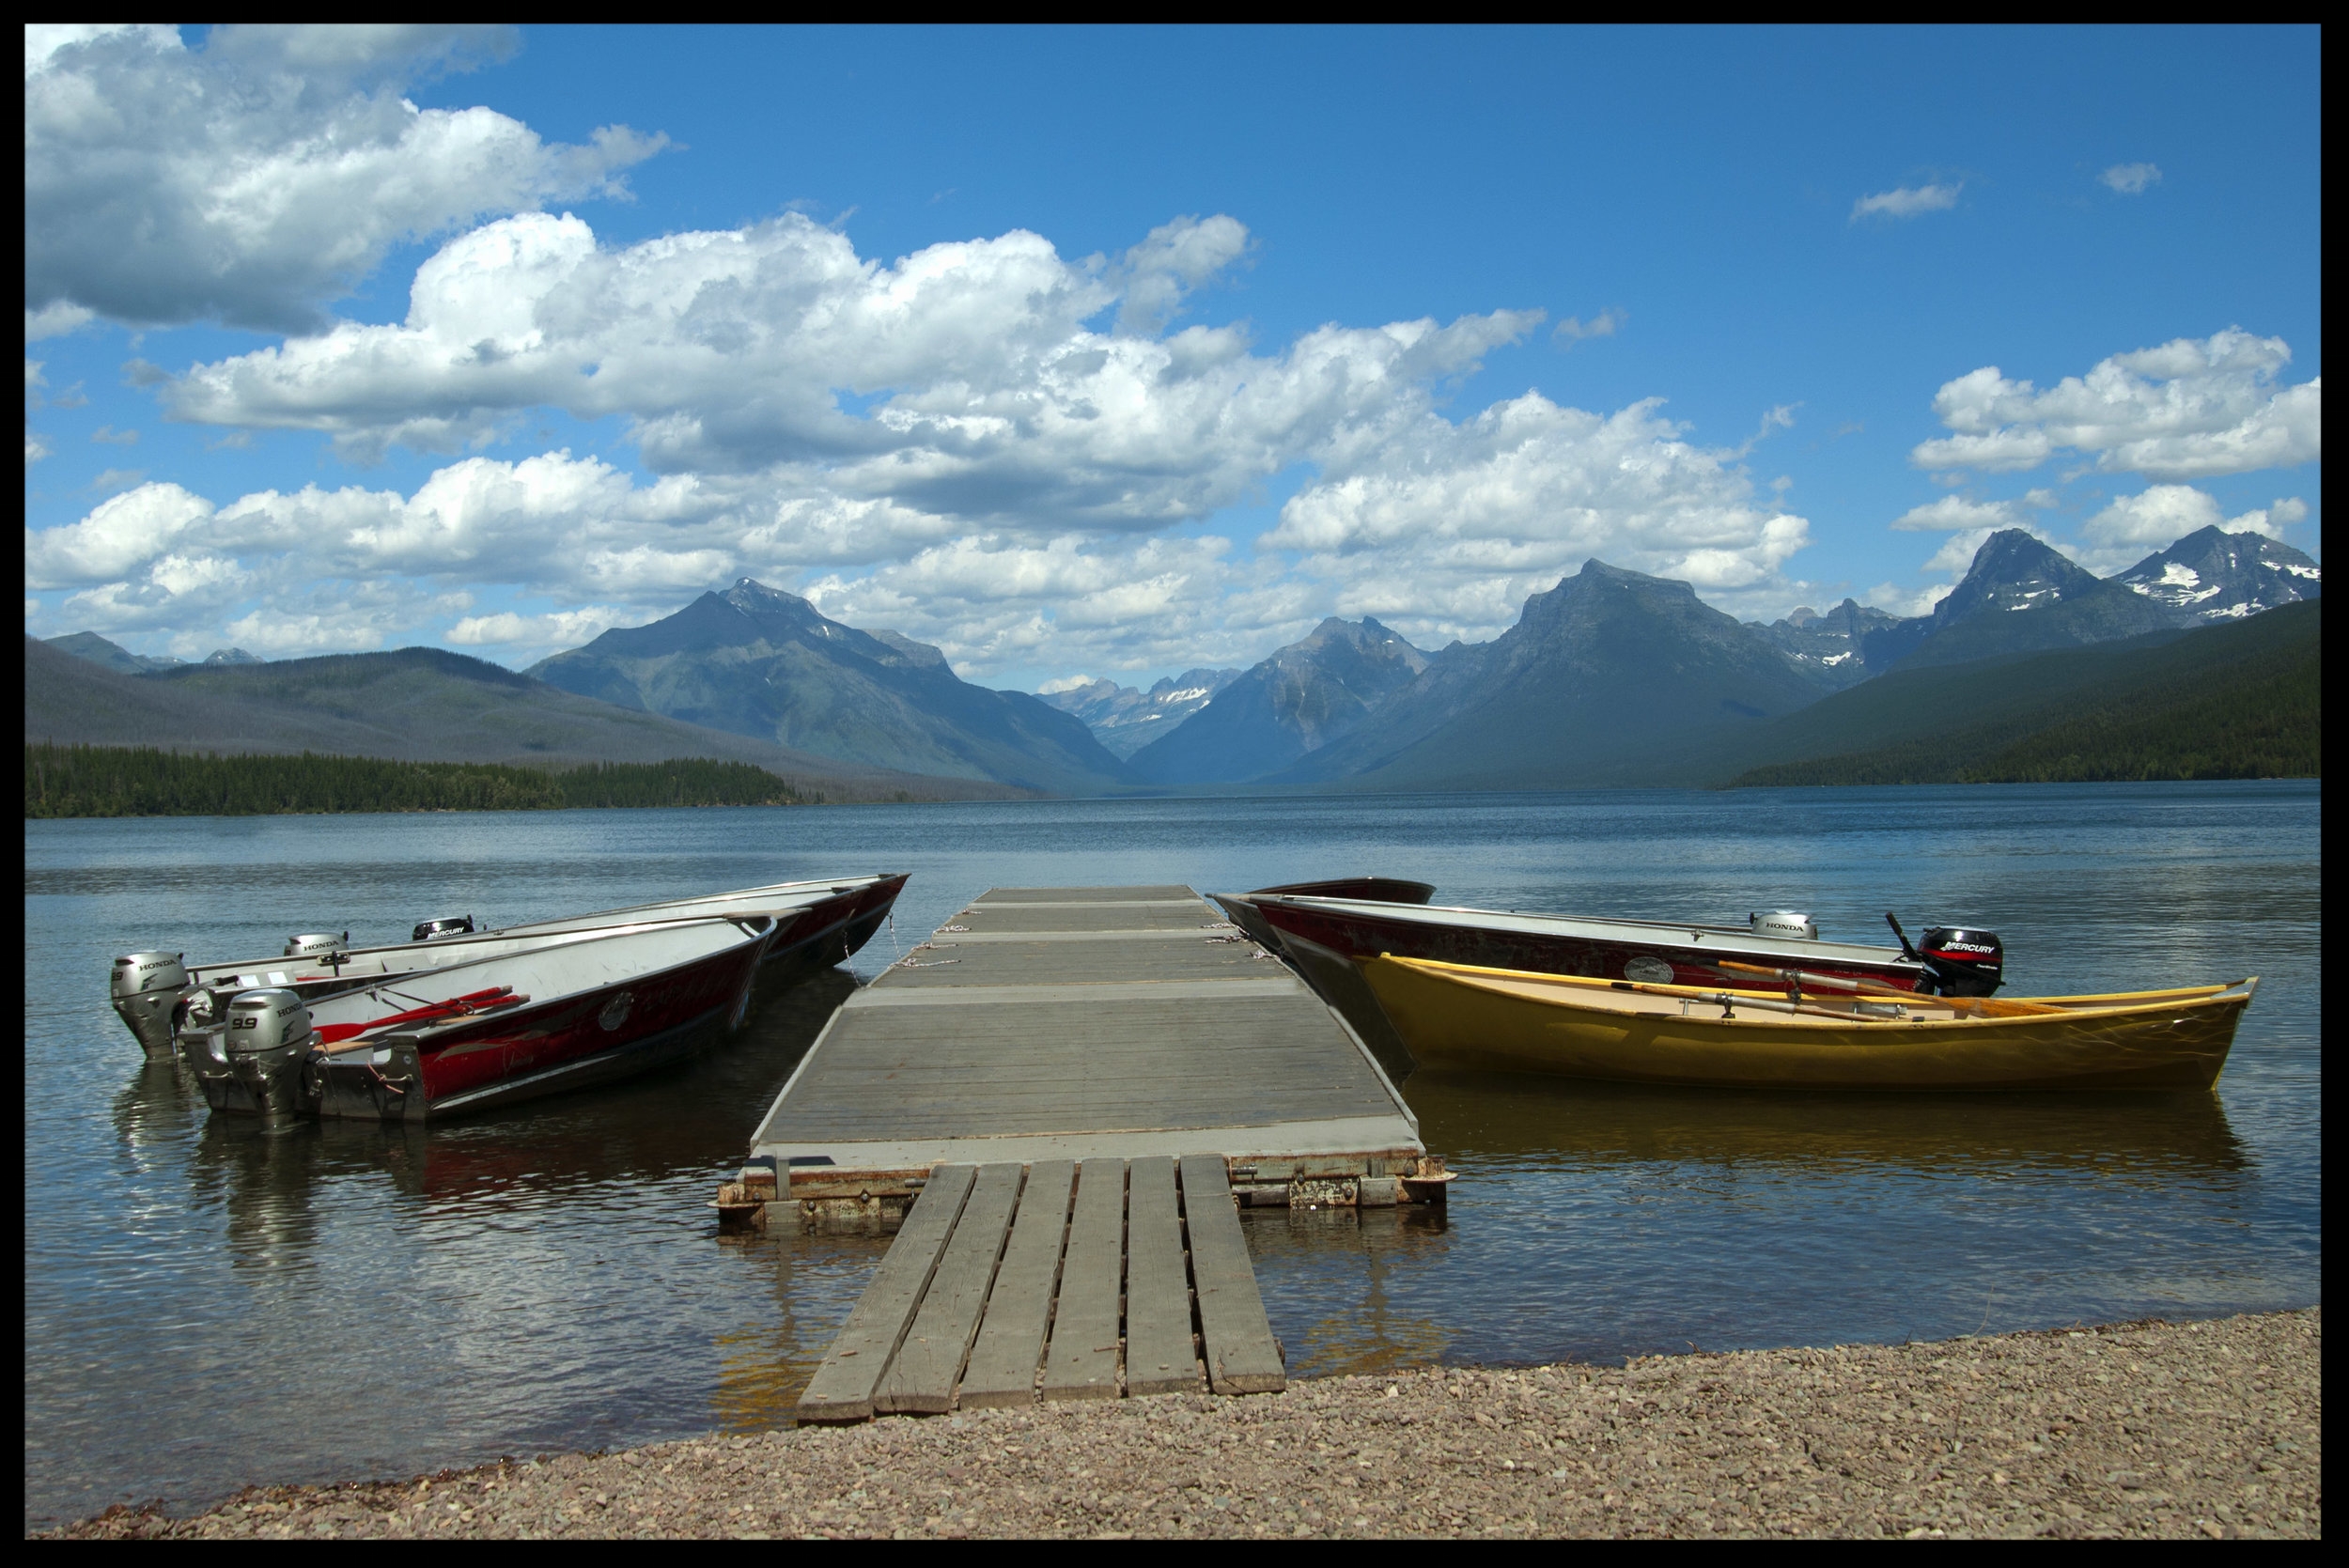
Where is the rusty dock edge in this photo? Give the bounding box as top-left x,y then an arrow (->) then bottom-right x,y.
717,1150 -> 1452,1233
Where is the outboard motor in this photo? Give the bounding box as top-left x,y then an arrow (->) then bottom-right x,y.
1749,910 -> 1819,941
284,931 -> 350,957
412,915 -> 476,942
1921,926 -> 2005,997
110,952 -> 190,1060
209,988 -> 318,1116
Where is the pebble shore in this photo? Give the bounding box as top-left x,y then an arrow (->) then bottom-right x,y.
56,1308 -> 2317,1540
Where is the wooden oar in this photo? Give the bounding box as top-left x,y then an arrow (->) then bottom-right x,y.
1602,978 -> 1911,1022
1712,959 -> 2062,1017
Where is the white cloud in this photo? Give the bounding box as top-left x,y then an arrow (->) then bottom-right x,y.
447,606 -> 637,650
1865,580 -> 1957,618
1262,392 -> 1813,636
161,210 -> 1542,536
1552,308 -> 1626,348
1851,183 -> 1962,221
1112,214 -> 1251,337
2074,484 -> 2311,574
1889,494 -> 2043,532
1910,328 -> 2322,479
24,24 -> 663,332
26,433 -> 53,464
1034,673 -> 1097,694
24,302 -> 94,340
2100,163 -> 2162,194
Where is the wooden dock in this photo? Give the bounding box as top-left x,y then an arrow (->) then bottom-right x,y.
793,1154 -> 1287,1421
713,884 -> 1451,1419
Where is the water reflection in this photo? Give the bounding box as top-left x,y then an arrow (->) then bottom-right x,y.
1403,1070 -> 2247,1181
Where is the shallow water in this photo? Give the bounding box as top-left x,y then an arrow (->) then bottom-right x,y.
23,783 -> 2321,1527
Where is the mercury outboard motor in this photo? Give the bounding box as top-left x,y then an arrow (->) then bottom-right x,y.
284,931 -> 350,957
110,951 -> 189,1059
412,915 -> 476,942
1886,913 -> 2005,996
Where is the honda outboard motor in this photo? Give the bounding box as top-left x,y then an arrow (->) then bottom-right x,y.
1920,926 -> 2004,997
110,952 -> 189,1060
412,915 -> 476,942
193,988 -> 319,1116
1750,910 -> 1819,941
284,931 -> 350,957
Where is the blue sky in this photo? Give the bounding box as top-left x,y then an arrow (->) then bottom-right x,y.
25,24 -> 2322,690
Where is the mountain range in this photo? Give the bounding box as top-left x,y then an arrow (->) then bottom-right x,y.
23,635 -> 1023,801
40,523 -> 2317,796
526,579 -> 1134,794
1035,668 -> 1243,759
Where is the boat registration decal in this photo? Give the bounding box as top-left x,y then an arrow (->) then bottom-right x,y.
599,991 -> 635,1032
1625,956 -> 1675,985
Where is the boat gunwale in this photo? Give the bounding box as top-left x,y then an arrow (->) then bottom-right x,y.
1260,893 -> 1931,970
1374,954 -> 2259,1032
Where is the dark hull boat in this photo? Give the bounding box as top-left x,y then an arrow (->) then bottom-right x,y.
182,914 -> 785,1121
110,873 -> 909,1060
1216,877 -> 1435,953
1216,893 -> 1967,1077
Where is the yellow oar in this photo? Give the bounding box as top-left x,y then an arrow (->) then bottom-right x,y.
1712,959 -> 2063,1018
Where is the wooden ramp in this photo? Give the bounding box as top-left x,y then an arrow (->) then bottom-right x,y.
724,885 -> 1441,1228
796,1154 -> 1285,1421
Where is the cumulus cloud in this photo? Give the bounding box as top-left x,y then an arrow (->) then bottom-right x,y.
1851,183 -> 1962,221
2100,163 -> 2162,194
1263,393 -> 1813,637
160,209 -> 1542,535
1889,493 -> 2050,532
1552,309 -> 1625,348
1112,214 -> 1251,337
24,24 -> 664,332
2074,484 -> 2312,573
1910,328 -> 2322,479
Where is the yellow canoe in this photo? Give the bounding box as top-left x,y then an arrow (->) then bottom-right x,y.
1360,955 -> 2258,1091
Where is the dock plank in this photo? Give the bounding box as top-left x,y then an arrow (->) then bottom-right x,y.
1180,1156 -> 1286,1395
876,1162 -> 1023,1415
957,1159 -> 1076,1408
1040,1158 -> 1125,1401
794,1163 -> 977,1422
1123,1156 -> 1199,1396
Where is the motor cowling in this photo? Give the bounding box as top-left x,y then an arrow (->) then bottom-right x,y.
412,915 -> 476,942
1750,910 -> 1819,941
111,952 -> 190,1059
224,989 -> 317,1060
1920,926 -> 2004,996
284,931 -> 349,957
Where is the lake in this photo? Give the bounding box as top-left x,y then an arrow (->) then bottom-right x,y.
23,783 -> 2321,1528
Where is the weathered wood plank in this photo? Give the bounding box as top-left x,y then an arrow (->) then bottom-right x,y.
875,1162 -> 1023,1415
1039,1158 -> 1125,1402
1179,1156 -> 1285,1395
1123,1155 -> 1199,1396
794,1163 -> 976,1422
957,1159 -> 1076,1408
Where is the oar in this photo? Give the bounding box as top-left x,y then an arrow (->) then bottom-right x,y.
1605,979 -> 1901,1022
1712,959 -> 2061,1018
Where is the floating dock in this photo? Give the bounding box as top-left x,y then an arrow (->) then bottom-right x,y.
714,885 -> 1450,1419
720,886 -> 1445,1230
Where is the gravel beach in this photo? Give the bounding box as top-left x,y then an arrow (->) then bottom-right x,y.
56,1308 -> 2316,1540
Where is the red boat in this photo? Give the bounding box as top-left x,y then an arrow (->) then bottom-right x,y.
182,913 -> 787,1121
110,873 -> 910,1059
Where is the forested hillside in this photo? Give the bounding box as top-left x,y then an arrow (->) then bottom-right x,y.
24,747 -> 811,818
1723,600 -> 2319,787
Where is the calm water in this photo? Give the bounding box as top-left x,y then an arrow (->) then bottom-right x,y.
23,784 -> 2321,1527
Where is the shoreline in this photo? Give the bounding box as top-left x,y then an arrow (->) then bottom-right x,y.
51,1307 -> 2317,1539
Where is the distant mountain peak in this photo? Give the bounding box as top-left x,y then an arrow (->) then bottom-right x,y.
2113,525 -> 2321,623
